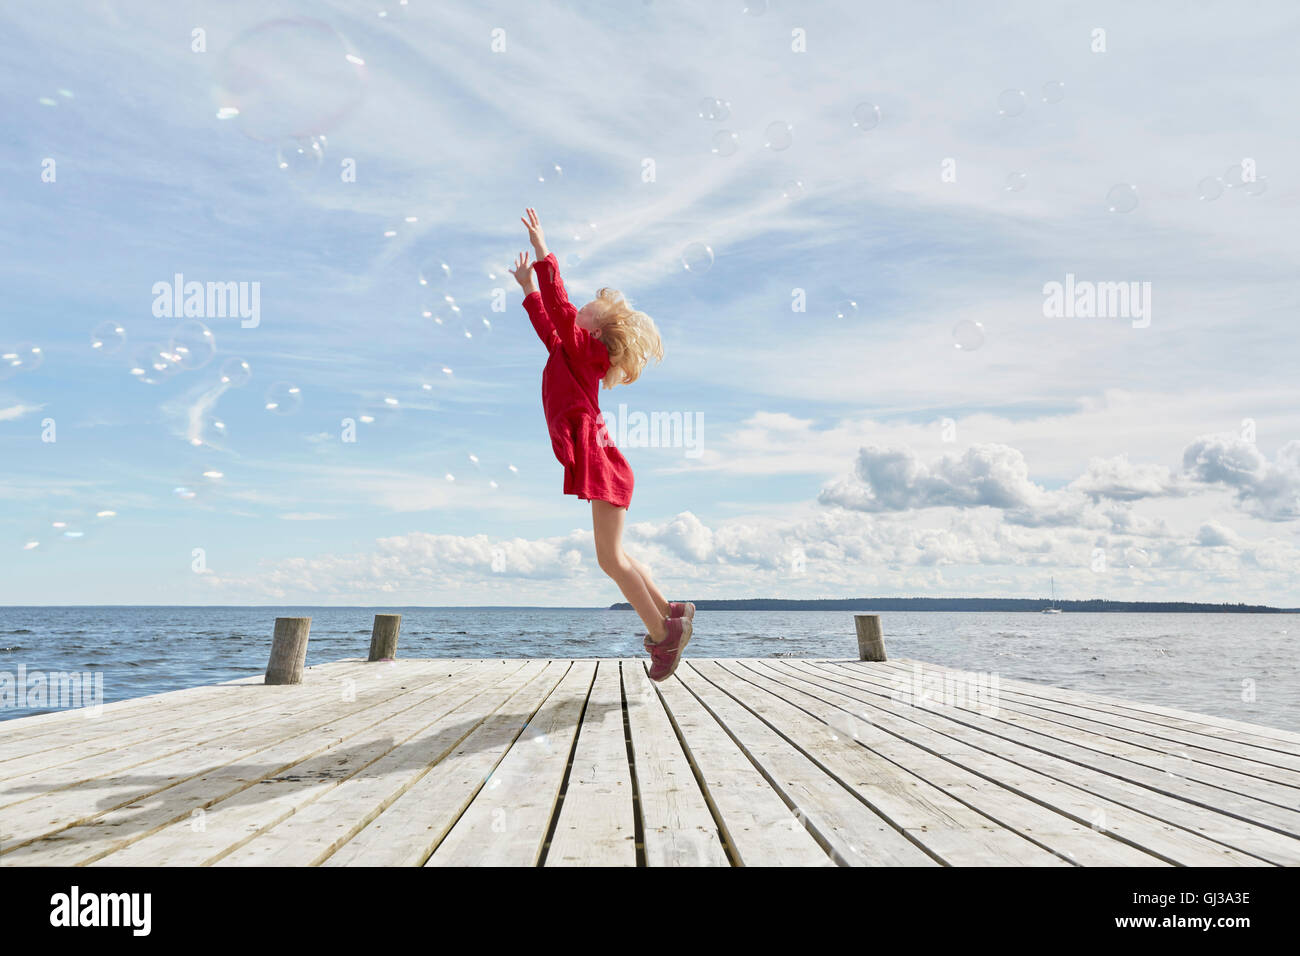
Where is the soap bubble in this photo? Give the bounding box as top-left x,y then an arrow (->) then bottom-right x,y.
742,0 -> 768,13
265,382 -> 302,414
173,486 -> 197,500
697,96 -> 731,121
537,163 -> 563,184
168,320 -> 216,370
17,343 -> 43,371
191,413 -> 230,447
710,129 -> 739,156
681,241 -> 714,273
276,136 -> 325,174
220,357 -> 252,386
1242,176 -> 1268,197
851,102 -> 880,131
565,251 -> 582,268
0,343 -> 43,380
827,710 -> 862,742
419,260 -> 452,287
128,343 -> 180,384
359,395 -> 401,425
781,179 -> 806,200
832,299 -> 858,321
952,319 -> 985,351
91,321 -> 126,354
1041,80 -> 1065,104
52,520 -> 85,541
1196,176 -> 1223,201
763,120 -> 793,151
1105,183 -> 1139,213
1222,165 -> 1248,189
214,18 -> 368,143
420,364 -> 454,390
996,89 -> 1027,117
1005,171 -> 1028,192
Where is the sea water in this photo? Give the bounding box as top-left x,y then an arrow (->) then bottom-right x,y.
0,607 -> 1294,731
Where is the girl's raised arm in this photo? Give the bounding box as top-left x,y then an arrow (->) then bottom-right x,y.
512,250 -> 559,350
531,252 -> 582,358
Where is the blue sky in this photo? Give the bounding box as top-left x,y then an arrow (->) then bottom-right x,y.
2,0 -> 1298,606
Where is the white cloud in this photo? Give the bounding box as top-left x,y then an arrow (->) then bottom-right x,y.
1182,435 -> 1300,521
818,443 -> 1052,513
0,404 -> 42,422
1069,455 -> 1184,502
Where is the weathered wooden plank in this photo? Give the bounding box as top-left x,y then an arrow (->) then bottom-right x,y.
803,660 -> 1300,864
425,662 -> 597,866
623,660 -> 730,866
914,672 -> 1300,790
750,661 -> 1258,866
0,661 -> 435,784
880,660 -> 1300,775
90,661 -> 515,866
0,660 -> 373,764
0,661 -> 453,860
0,660 -> 449,811
866,661 -> 1300,833
544,660 -> 636,866
0,660 -> 462,863
1,657 -> 1292,868
219,660 -> 561,867
651,665 -> 834,866
887,659 -> 1300,753
694,661 -> 1068,866
675,662 -> 938,866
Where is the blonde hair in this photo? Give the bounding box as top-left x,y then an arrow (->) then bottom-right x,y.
588,287 -> 663,389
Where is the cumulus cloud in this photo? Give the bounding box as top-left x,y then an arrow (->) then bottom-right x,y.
1195,521 -> 1239,547
1182,435 -> 1300,521
192,432 -> 1300,604
820,435 -> 1300,530
629,511 -> 715,563
1069,455 -> 1184,502
819,443 -> 1064,516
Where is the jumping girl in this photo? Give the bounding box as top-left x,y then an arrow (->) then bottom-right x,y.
510,207 -> 694,681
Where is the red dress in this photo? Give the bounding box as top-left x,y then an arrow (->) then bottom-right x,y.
523,253 -> 634,509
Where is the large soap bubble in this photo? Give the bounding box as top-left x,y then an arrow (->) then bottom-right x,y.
214,18 -> 368,143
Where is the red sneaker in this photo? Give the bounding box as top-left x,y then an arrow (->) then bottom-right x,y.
645,616 -> 693,682
668,602 -> 695,620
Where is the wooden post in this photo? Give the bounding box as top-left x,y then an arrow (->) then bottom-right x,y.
854,614 -> 886,661
265,617 -> 311,685
368,613 -> 401,661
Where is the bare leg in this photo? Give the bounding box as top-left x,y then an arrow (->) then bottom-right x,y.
592,500 -> 667,642
624,552 -> 670,620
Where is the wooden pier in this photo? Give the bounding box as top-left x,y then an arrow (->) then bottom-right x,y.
2,656 -> 1299,866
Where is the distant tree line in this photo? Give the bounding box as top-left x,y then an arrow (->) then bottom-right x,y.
609,598 -> 1297,613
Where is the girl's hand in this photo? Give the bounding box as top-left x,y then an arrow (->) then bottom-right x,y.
520,207 -> 548,259
511,250 -> 536,292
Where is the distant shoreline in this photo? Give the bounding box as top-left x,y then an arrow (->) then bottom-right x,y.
0,601 -> 1295,613
610,598 -> 1299,613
